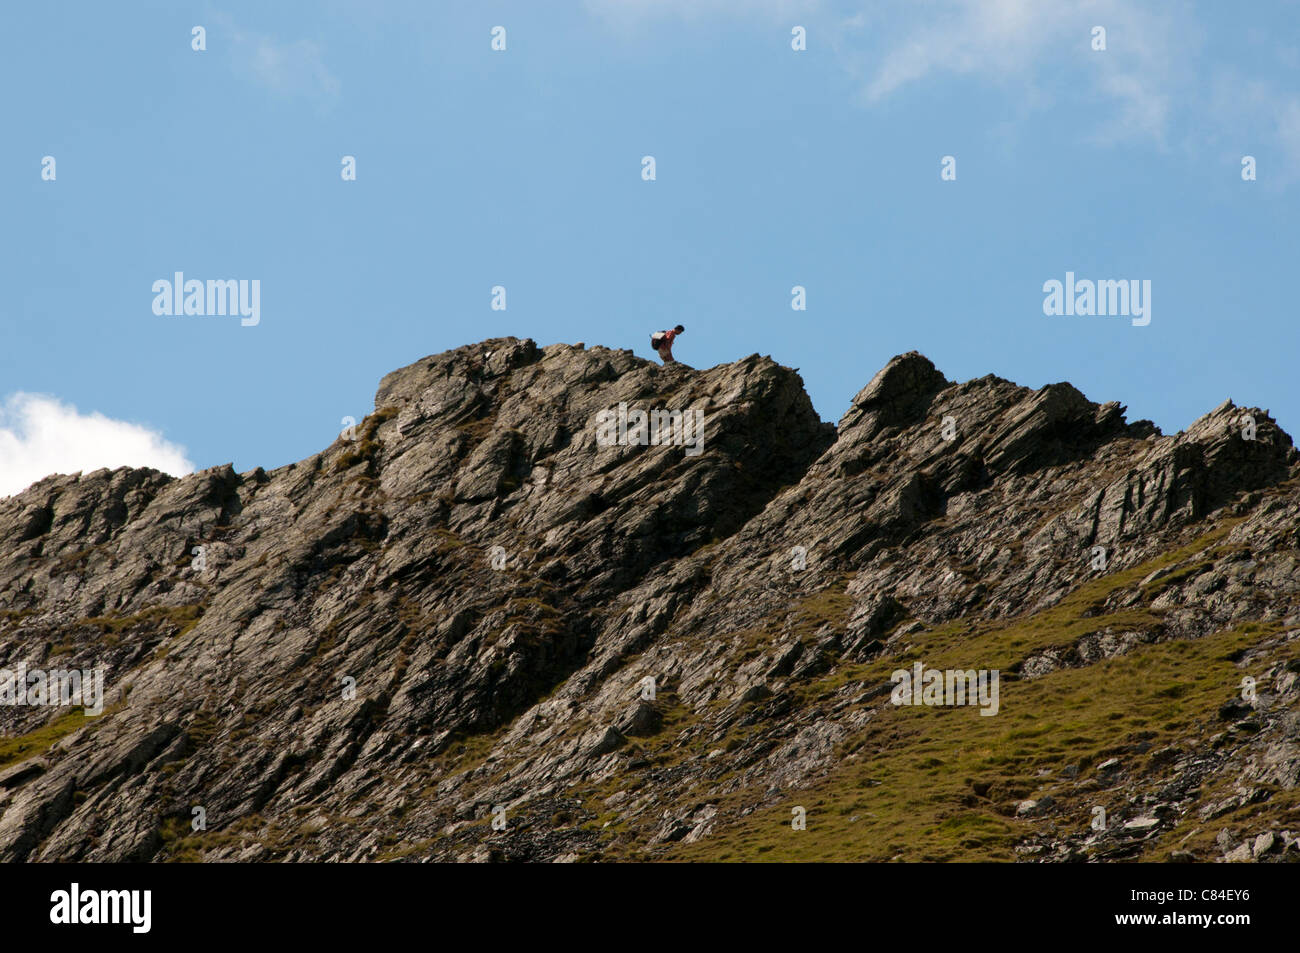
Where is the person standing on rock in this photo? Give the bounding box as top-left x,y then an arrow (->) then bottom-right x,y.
651,325 -> 685,364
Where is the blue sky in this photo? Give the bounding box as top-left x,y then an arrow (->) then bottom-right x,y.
2,1 -> 1297,494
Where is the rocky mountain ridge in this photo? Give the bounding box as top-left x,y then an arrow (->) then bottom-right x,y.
1,338 -> 1297,862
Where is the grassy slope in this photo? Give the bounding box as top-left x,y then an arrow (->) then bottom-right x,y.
659,519 -> 1299,861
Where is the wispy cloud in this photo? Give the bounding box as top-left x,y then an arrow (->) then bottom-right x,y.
842,0 -> 1194,143
577,0 -> 1300,173
583,0 -> 820,25
229,27 -> 340,107
0,394 -> 194,498
581,0 -> 1189,143
828,1 -> 1299,178
1206,69 -> 1300,186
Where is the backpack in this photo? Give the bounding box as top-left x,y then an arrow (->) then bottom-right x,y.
650,331 -> 667,351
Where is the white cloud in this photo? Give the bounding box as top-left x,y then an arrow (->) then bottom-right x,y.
581,0 -> 1187,142
230,29 -> 340,106
845,0 -> 1193,143
584,0 -> 819,25
858,0 -> 1051,104
1205,69 -> 1300,186
579,0 -> 1298,183
0,394 -> 194,499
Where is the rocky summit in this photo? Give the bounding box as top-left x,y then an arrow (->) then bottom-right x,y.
1,338 -> 1298,863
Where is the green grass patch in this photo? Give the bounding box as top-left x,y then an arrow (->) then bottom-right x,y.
663,519 -> 1273,862
672,619 -> 1275,862
0,708 -> 90,770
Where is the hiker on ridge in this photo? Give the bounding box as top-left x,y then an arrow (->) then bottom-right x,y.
650,325 -> 685,364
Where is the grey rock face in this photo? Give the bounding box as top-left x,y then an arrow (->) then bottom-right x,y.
0,338 -> 1296,862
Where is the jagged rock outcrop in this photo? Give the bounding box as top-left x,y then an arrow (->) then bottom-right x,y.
1,339 -> 1297,862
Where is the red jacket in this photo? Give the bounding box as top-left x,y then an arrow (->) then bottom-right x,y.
659,329 -> 679,347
